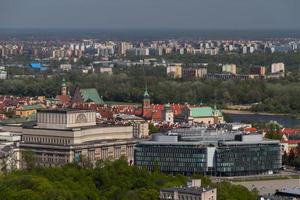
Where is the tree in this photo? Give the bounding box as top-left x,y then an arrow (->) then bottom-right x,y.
22,150 -> 37,171
149,123 -> 160,134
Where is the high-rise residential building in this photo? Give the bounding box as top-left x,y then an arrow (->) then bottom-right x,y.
242,46 -> 247,54
271,62 -> 285,74
222,64 -> 237,74
117,42 -> 133,56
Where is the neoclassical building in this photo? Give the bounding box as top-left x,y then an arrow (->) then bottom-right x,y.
6,109 -> 138,168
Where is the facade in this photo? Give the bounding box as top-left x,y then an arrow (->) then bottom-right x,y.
167,63 -> 183,78
215,134 -> 282,176
160,179 -> 217,200
60,64 -> 72,71
15,104 -> 44,118
222,64 -> 236,74
250,66 -> 266,76
135,135 -> 208,174
205,73 -> 249,80
134,133 -> 282,176
115,114 -> 149,138
0,131 -> 21,171
4,109 -> 138,168
0,70 -> 7,80
162,104 -> 174,123
271,62 -> 285,74
94,66 -> 113,74
118,42 -> 133,55
132,122 -> 149,138
182,67 -> 207,79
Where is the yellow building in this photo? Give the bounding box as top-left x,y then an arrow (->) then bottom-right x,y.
15,104 -> 44,118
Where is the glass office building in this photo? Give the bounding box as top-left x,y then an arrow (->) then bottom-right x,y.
135,139 -> 207,175
134,134 -> 282,176
215,139 -> 282,176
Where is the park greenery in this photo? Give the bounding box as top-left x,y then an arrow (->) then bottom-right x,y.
1,52 -> 300,114
0,157 -> 258,200
1,70 -> 300,115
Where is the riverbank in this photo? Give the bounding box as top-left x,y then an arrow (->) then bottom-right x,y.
222,109 -> 299,118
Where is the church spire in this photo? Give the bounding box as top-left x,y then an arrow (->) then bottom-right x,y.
61,77 -> 67,96
144,83 -> 150,98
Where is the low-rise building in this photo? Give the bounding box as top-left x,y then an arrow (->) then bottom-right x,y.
182,67 -> 207,79
94,66 -> 113,75
60,64 -> 72,71
167,63 -> 183,78
181,106 -> 223,125
160,179 -> 217,200
15,104 -> 44,118
222,64 -> 236,74
0,130 -> 21,171
250,65 -> 266,76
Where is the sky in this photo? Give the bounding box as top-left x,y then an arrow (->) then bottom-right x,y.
0,0 -> 299,30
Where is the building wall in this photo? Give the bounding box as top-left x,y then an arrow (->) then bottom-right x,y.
160,188 -> 217,200
222,64 -> 237,74
74,126 -> 133,144
37,110 -> 96,129
271,63 -> 285,73
16,109 -> 37,117
201,188 -> 217,200
20,124 -> 135,168
215,143 -> 282,176
133,122 -> 149,138
167,64 -> 182,78
135,143 -> 207,174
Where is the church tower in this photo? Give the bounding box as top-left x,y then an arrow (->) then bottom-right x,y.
142,85 -> 151,117
61,77 -> 67,96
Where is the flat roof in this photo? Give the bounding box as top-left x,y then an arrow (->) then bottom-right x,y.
137,141 -> 207,146
161,187 -> 215,195
219,140 -> 279,146
37,109 -> 95,114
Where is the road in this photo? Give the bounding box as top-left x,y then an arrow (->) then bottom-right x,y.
233,178 -> 300,195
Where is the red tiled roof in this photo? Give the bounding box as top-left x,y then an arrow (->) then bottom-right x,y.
56,95 -> 71,105
280,128 -> 300,135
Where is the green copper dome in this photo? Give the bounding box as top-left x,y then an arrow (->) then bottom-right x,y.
61,77 -> 67,87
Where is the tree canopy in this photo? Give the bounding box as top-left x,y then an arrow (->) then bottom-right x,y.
0,158 -> 258,200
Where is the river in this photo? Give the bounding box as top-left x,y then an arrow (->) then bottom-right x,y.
226,113 -> 300,128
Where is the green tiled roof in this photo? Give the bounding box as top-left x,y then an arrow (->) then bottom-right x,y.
19,104 -> 43,111
80,88 -> 104,104
190,107 -> 222,117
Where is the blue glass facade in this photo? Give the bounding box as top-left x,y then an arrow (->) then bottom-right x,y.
215,143 -> 282,176
134,143 -> 207,175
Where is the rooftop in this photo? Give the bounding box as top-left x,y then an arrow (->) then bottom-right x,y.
37,109 -> 95,114
161,187 -> 215,196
